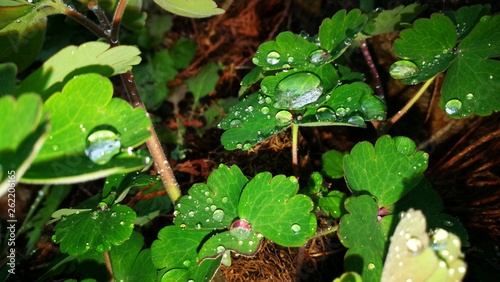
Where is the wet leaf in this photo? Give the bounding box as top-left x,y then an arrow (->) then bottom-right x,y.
238,172 -> 316,246
154,0 -> 224,18
22,74 -> 151,183
0,62 -> 16,96
16,41 -> 141,100
322,150 -> 344,179
366,4 -> 426,36
343,136 -> 428,207
53,204 -> 136,256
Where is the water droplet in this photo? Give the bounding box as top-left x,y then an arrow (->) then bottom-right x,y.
291,224 -> 301,234
210,204 -> 217,211
274,110 -> 293,126
206,197 -> 213,204
204,191 -> 210,197
248,241 -> 254,246
242,143 -> 253,150
96,242 -> 110,252
390,60 -> 419,79
443,219 -> 454,227
212,209 -> 225,221
173,210 -> 180,216
119,221 -> 124,225
466,93 -> 474,100
246,106 -> 254,112
195,222 -> 202,230
188,211 -> 195,217
489,75 -> 493,80
260,106 -> 270,115
51,235 -> 57,243
335,107 -> 346,117
217,245 -> 226,253
347,116 -> 365,127
308,49 -> 331,64
274,72 -> 323,109
444,99 -> 463,115
282,63 -> 291,69
183,260 -> 191,267
222,197 -> 229,204
266,51 -> 280,65
252,57 -> 259,65
238,240 -> 243,246
111,212 -> 117,218
230,119 -> 242,128
91,211 -> 99,220
85,128 -> 121,165
180,223 -> 187,230
315,106 -> 335,121
287,57 -> 294,63
230,219 -> 252,240
406,237 -> 424,254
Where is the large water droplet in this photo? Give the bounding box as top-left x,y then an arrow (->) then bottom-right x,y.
266,51 -> 280,65
85,128 -> 121,165
229,119 -> 242,128
216,245 -> 226,253
444,99 -> 462,115
389,60 -> 420,79
291,224 -> 302,234
315,106 -> 336,122
274,72 -> 323,109
347,116 -> 365,127
212,209 -> 225,221
336,107 -> 347,118
308,49 -> 331,64
230,219 -> 252,240
260,106 -> 270,114
274,110 -> 293,126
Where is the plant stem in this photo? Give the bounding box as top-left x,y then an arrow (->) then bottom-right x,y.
291,124 -> 299,177
379,75 -> 437,135
360,39 -> 384,102
103,251 -> 114,281
64,0 -> 182,203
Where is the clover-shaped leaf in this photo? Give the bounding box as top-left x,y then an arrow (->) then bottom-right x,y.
174,164 -> 248,229
110,231 -> 156,282
0,0 -> 65,71
198,230 -> 262,259
441,13 -> 500,118
16,42 -> 141,99
52,204 -> 136,256
0,94 -> 49,197
338,195 -> 385,281
392,14 -> 457,84
365,4 -> 426,36
252,31 -> 320,71
238,172 -> 316,246
444,4 -> 490,40
219,92 -> 290,150
344,136 -> 428,207
151,226 -> 220,282
153,0 -> 224,18
22,73 -> 151,183
319,9 -> 367,59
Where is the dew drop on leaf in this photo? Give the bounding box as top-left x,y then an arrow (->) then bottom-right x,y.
308,49 -> 331,64
212,209 -> 225,221
287,57 -> 294,63
229,119 -> 242,128
260,106 -> 270,114
242,143 -> 253,150
110,212 -> 117,218
91,211 -> 99,220
195,222 -> 202,230
180,223 -> 187,230
315,106 -> 336,121
188,211 -> 195,217
252,57 -> 259,65
274,72 -> 323,109
347,116 -> 365,127
221,197 -> 229,204
406,237 -> 424,254
51,235 -> 57,243
444,99 -> 462,115
85,128 -> 121,165
291,224 -> 302,234
389,60 -> 420,79
206,197 -> 213,204
465,93 -> 474,100
367,263 -> 376,270
274,110 -> 293,126
183,260 -> 191,267
266,51 -> 280,65
335,107 -> 347,117
210,204 -> 217,211
216,245 -> 226,253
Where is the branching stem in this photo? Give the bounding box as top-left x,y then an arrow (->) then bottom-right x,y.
380,75 -> 437,135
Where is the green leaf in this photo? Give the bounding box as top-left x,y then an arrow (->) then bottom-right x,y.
174,164 -> 248,229
239,66 -> 264,97
318,190 -> 347,219
333,272 -> 362,282
99,0 -> 147,32
16,42 -> 141,100
186,62 -> 220,105
318,9 -> 367,59
0,94 -> 49,197
444,4 -> 490,41
171,38 -> 197,69
0,62 -> 16,96
381,209 -> 467,282
252,31 -> 320,70
322,150 -> 344,179
343,136 -> 428,207
238,172 -> 316,246
219,92 -> 290,150
441,13 -> 500,118
153,0 -> 224,18
366,4 -> 426,36
392,13 -> 458,84
21,74 -> 151,183
0,0 -> 65,71
53,204 -> 136,256
110,232 -> 156,282
151,226 -> 221,282
198,230 -> 262,259
338,195 -> 385,281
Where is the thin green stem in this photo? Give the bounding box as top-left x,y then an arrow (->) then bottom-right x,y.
313,225 -> 338,239
380,75 -> 437,135
291,124 -> 299,177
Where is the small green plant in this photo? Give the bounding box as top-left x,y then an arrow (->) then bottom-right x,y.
0,1 -> 498,281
